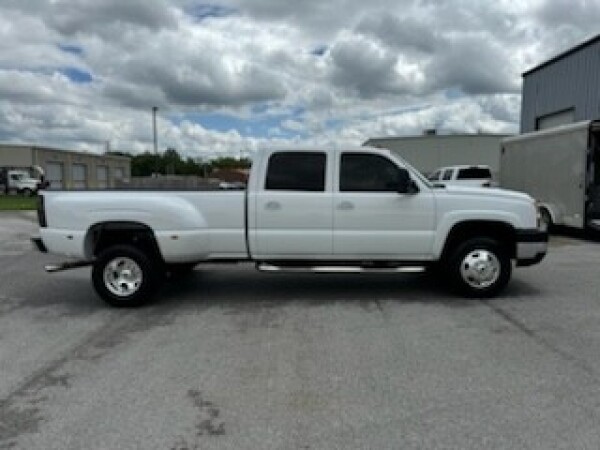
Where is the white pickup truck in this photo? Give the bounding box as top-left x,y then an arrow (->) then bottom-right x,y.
1,168 -> 43,196
32,147 -> 547,306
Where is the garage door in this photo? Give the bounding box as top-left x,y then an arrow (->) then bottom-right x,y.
113,167 -> 124,181
536,109 -> 575,130
72,164 -> 87,189
96,165 -> 108,189
45,162 -> 63,190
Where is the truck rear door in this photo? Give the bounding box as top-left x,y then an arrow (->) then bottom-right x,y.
248,150 -> 333,258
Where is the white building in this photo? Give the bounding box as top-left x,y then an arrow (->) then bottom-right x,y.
364,132 -> 511,179
521,34 -> 600,133
0,144 -> 130,189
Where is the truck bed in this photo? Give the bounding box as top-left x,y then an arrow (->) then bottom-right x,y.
40,190 -> 248,262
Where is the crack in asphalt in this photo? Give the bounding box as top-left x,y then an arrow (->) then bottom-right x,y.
479,299 -> 598,379
0,294 -> 26,316
0,310 -> 174,448
170,390 -> 225,450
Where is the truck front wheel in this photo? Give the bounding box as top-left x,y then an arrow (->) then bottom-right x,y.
92,245 -> 162,307
446,238 -> 511,298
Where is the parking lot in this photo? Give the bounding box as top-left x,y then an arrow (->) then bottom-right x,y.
1,212 -> 600,449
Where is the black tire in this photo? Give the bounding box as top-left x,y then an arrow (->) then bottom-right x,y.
445,237 -> 511,298
92,244 -> 162,307
22,188 -> 33,197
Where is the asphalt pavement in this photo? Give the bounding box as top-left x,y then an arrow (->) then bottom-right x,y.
1,211 -> 600,449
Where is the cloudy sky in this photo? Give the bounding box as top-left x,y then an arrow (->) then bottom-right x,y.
0,0 -> 598,159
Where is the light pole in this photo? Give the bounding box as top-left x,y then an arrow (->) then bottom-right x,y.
152,106 -> 158,155
152,106 -> 158,176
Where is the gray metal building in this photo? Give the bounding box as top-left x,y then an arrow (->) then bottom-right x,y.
521,34 -> 600,133
364,133 -> 510,179
0,144 -> 130,189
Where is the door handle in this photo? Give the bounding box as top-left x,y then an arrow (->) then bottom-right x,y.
265,201 -> 281,211
337,201 -> 354,211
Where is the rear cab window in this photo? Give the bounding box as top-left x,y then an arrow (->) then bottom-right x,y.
265,152 -> 327,191
457,167 -> 492,180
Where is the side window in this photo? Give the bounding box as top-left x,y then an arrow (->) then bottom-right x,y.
265,152 -> 326,192
442,169 -> 453,180
340,153 -> 400,192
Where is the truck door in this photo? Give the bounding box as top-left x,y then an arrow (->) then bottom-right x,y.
251,151 -> 333,258
333,151 -> 435,259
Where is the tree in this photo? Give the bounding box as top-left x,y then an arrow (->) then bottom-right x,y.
163,147 -> 180,175
211,156 -> 252,169
127,148 -> 248,177
130,152 -> 159,177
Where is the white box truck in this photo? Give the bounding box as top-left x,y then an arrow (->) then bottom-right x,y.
0,167 -> 45,196
501,120 -> 600,231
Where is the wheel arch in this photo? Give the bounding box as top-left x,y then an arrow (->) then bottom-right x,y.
537,203 -> 558,226
439,220 -> 517,261
84,221 -> 163,263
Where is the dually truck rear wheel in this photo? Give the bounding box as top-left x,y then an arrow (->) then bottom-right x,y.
446,237 -> 511,298
92,245 -> 162,307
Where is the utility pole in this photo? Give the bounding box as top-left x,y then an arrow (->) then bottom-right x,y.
152,106 -> 158,176
152,106 -> 158,155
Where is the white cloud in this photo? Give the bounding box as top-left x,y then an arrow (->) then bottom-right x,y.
281,119 -> 305,132
0,0 -> 596,158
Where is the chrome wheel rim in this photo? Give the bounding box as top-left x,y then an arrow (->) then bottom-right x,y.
103,257 -> 143,297
460,249 -> 500,289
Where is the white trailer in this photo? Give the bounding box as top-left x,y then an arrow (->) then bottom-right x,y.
500,120 -> 600,230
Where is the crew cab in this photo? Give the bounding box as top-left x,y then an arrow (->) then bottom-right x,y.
32,147 -> 547,306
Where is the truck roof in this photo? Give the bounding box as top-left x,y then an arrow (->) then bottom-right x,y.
434,165 -> 491,171
258,145 -> 385,153
251,146 -> 394,159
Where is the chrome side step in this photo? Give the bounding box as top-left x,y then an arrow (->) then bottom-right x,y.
256,263 -> 426,274
45,260 -> 93,273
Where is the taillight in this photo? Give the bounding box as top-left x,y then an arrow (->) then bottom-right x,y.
37,195 -> 47,227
